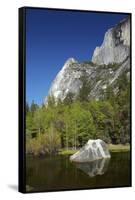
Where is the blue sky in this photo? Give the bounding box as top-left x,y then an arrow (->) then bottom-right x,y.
26,8 -> 129,105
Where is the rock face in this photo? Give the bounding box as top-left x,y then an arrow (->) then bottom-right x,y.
47,17 -> 130,102
92,17 -> 130,65
70,139 -> 111,163
48,58 -> 79,100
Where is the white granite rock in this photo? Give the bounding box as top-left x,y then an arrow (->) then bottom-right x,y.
48,58 -> 80,100
46,17 -> 130,103
70,139 -> 111,163
92,17 -> 130,65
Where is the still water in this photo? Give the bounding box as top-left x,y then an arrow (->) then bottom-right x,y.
26,152 -> 131,192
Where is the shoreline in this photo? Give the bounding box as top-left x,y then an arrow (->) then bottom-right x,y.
59,144 -> 130,155
26,144 -> 130,157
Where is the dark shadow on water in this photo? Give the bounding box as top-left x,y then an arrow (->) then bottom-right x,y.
74,158 -> 110,177
8,184 -> 18,191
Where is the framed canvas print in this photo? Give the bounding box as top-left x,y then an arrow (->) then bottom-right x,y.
19,7 -> 132,193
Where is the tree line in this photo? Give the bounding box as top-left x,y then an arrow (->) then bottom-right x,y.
26,72 -> 130,156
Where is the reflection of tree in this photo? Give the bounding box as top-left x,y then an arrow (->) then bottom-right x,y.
75,158 -> 110,177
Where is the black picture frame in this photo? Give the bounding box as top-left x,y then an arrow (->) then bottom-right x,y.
19,6 -> 132,193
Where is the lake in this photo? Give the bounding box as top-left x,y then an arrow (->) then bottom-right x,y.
26,152 -> 131,192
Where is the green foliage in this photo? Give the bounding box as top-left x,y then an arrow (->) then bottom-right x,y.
26,129 -> 61,156
26,74 -> 130,156
63,92 -> 74,105
47,95 -> 56,107
26,102 -> 30,113
30,100 -> 39,116
99,62 -> 120,70
77,74 -> 92,102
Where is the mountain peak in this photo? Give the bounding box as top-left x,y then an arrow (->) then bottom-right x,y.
46,17 -> 130,102
92,17 -> 130,65
63,58 -> 78,67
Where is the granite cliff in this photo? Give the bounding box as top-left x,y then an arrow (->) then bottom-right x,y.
92,17 -> 130,65
47,17 -> 130,102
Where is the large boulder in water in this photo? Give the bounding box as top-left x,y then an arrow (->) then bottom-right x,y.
70,139 -> 111,162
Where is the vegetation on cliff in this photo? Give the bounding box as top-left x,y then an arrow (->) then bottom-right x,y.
26,70 -> 130,156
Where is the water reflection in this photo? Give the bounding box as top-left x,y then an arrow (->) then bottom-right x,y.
26,153 -> 130,192
74,158 -> 110,177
